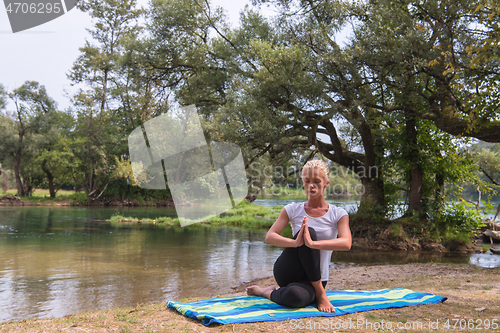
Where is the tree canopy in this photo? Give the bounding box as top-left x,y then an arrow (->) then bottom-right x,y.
135,0 -> 498,216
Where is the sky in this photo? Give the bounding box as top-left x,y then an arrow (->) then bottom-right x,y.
0,0 -> 264,111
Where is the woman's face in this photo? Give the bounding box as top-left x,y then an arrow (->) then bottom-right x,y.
302,168 -> 329,199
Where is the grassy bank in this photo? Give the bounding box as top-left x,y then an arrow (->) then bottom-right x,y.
1,263 -> 498,332
0,189 -> 171,206
1,189 -> 87,204
108,200 -> 288,232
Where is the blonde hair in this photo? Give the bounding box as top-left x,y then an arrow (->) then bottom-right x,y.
301,159 -> 329,182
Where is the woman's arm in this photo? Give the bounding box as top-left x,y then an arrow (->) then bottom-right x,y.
303,215 -> 352,251
265,208 -> 304,248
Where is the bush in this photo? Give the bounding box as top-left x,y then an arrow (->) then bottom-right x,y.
442,201 -> 484,233
432,201 -> 485,243
70,192 -> 88,204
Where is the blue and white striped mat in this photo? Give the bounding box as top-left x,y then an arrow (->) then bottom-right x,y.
167,288 -> 447,326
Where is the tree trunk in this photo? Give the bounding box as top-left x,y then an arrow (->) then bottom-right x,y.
355,122 -> 385,214
23,176 -> 32,196
41,159 -> 56,198
406,116 -> 422,215
1,174 -> 7,194
0,162 -> 7,193
435,169 -> 445,207
87,108 -> 95,197
359,176 -> 385,211
14,147 -> 25,197
317,117 -> 385,215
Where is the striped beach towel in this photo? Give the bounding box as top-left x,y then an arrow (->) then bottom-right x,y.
166,288 -> 447,326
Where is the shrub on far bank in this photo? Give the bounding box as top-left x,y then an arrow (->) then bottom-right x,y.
431,201 -> 486,243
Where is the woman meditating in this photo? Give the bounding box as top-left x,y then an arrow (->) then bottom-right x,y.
246,159 -> 352,312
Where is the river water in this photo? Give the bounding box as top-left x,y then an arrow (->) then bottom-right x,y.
0,200 -> 499,322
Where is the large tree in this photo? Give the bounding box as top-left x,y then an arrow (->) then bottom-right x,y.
338,0 -> 500,213
69,0 -> 145,199
33,111 -> 79,198
2,82 -> 57,196
165,0 -> 499,214
140,0 -> 387,211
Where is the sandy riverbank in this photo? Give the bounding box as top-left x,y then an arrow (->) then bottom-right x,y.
1,263 -> 499,332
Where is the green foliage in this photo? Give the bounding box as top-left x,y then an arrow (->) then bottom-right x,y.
390,222 -> 407,240
474,144 -> 500,189
0,81 -> 58,196
0,84 -> 6,110
468,0 -> 500,80
443,202 -> 485,233
0,115 -> 17,162
384,116 -> 478,215
383,182 -> 404,218
351,203 -> 386,225
431,201 -> 486,242
445,143 -> 500,208
70,192 -> 88,204
31,111 -> 82,196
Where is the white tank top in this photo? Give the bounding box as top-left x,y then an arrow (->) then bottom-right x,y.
284,202 -> 348,281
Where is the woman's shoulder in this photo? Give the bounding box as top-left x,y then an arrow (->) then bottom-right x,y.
284,201 -> 303,208
283,202 -> 304,217
328,204 -> 348,220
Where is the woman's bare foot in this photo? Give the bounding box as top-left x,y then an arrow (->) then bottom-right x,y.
246,285 -> 276,299
316,293 -> 335,312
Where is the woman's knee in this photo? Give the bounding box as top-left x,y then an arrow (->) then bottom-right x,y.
280,284 -> 314,308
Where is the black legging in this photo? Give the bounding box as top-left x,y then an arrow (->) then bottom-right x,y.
269,227 -> 327,308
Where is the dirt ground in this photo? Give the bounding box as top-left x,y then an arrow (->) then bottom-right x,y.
2,263 -> 499,332
231,263 -> 486,294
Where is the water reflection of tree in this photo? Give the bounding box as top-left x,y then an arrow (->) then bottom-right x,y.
45,208 -> 53,233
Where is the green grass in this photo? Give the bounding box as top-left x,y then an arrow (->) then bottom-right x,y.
1,188 -> 87,204
257,188 -> 308,200
109,215 -> 178,228
219,200 -> 280,218
481,244 -> 491,251
107,201 -> 288,232
3,188 -> 74,197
